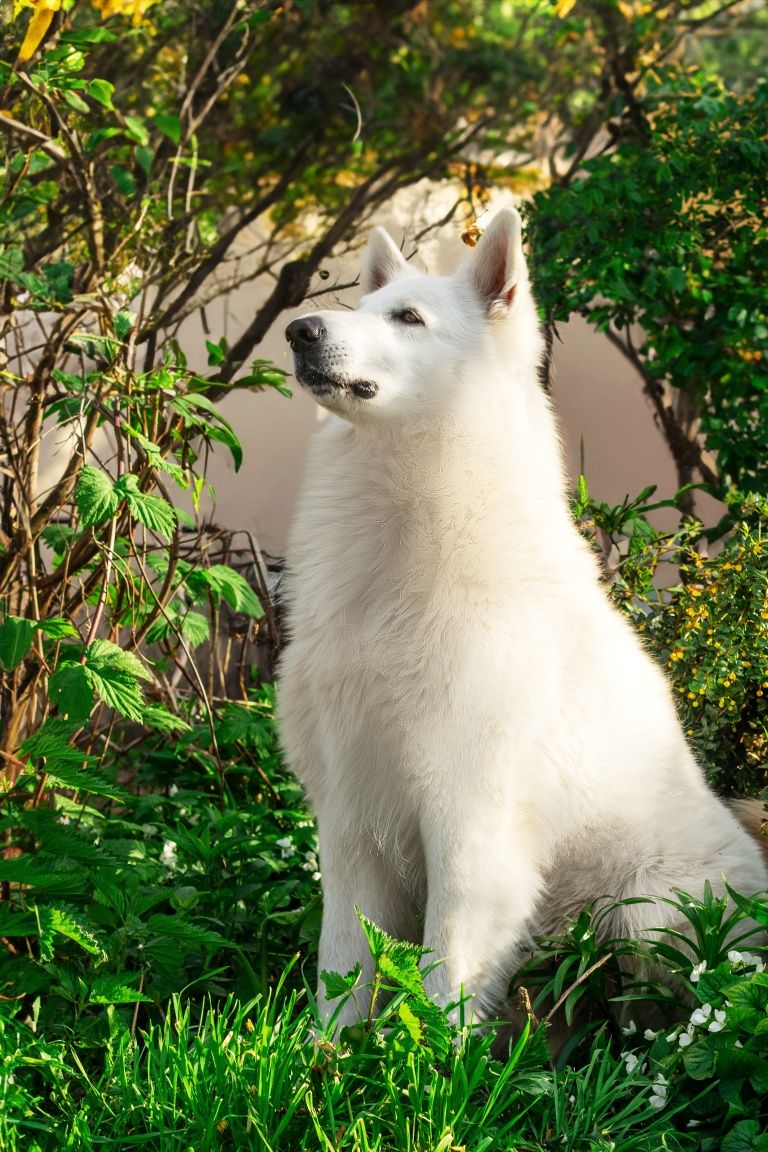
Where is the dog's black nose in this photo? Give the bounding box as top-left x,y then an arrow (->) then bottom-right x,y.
286,317 -> 326,347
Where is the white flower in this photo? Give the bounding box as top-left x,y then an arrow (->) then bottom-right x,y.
168,783 -> 179,797
649,1073 -> 668,1110
643,1028 -> 659,1041
276,836 -> 296,859
690,1003 -> 713,1027
728,950 -> 766,973
623,1053 -> 639,1073
690,960 -> 707,983
622,1019 -> 637,1036
160,840 -> 178,869
678,1025 -> 695,1048
708,1009 -> 727,1033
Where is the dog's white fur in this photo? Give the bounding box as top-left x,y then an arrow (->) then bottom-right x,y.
278,209 -> 768,1025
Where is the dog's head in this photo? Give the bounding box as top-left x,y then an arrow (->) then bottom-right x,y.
285,207 -> 538,425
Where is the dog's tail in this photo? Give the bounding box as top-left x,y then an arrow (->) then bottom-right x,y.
730,797 -> 768,866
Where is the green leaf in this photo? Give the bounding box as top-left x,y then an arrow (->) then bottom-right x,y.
114,474 -> 176,539
125,115 -> 149,146
19,723 -> 91,769
135,145 -> 153,174
180,610 -> 210,647
89,974 -> 153,1005
64,90 -> 91,114
83,639 -> 151,722
321,965 -> 362,1001
86,638 -> 152,682
75,465 -> 119,528
88,78 -> 115,108
0,614 -> 37,671
171,393 -> 243,471
50,905 -> 105,958
0,906 -> 38,937
49,663 -> 95,724
153,113 -> 182,144
113,310 -> 135,341
683,1038 -> 719,1080
722,1119 -> 768,1152
205,338 -> 227,367
142,704 -> 192,734
398,1000 -> 425,1045
204,565 -> 263,618
39,617 -> 79,639
145,914 -> 229,949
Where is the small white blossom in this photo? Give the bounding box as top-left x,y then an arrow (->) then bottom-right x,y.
690,960 -> 707,983
643,1028 -> 659,1041
708,1009 -> 727,1033
728,950 -> 765,973
168,783 -> 179,797
160,840 -> 178,869
623,1053 -> 639,1073
678,1025 -> 695,1048
276,837 -> 296,859
690,1003 -> 712,1027
622,1019 -> 637,1036
649,1073 -> 668,1110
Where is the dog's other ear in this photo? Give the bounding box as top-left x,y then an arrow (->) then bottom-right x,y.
361,227 -> 410,294
468,208 -> 526,316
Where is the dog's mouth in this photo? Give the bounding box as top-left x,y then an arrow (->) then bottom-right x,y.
294,360 -> 378,401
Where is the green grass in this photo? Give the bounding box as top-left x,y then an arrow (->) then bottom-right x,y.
3,986 -> 691,1151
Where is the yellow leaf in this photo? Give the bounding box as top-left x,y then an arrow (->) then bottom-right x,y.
17,0 -> 61,63
555,0 -> 577,16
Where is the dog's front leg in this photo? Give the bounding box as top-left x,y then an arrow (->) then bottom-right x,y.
420,817 -> 543,1024
316,820 -> 417,1029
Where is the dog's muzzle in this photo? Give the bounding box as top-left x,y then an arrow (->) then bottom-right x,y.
285,316 -> 377,400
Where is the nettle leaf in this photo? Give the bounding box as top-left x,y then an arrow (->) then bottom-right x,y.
0,906 -> 38,937
114,475 -> 176,539
0,614 -> 37,671
357,909 -> 428,975
204,565 -> 263,618
83,639 -> 152,722
321,964 -> 362,1002
44,762 -> 127,802
144,914 -> 229,949
18,810 -> 112,865
37,906 -> 56,963
180,610 -> 210,647
113,310 -> 135,341
50,905 -> 105,958
19,724 -> 91,769
89,974 -> 153,1005
39,617 -> 79,640
75,465 -> 119,528
49,663 -> 95,724
142,704 -> 193,734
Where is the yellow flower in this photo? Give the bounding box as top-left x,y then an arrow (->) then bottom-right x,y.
16,0 -> 60,62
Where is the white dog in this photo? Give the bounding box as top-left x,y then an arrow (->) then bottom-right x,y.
278,208 -> 767,1026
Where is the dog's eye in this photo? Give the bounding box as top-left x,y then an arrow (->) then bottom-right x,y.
392,308 -> 424,326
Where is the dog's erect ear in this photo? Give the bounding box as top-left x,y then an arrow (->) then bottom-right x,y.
361,227 -> 410,294
468,208 -> 526,315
